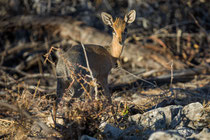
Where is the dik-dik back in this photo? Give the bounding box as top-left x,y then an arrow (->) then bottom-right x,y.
56,10 -> 136,102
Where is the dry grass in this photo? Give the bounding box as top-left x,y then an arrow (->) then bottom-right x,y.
0,87 -> 133,139
0,77 -> 209,139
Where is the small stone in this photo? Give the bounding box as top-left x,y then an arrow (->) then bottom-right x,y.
99,122 -> 107,131
182,102 -> 208,129
188,128 -> 210,140
140,109 -> 166,130
167,126 -> 195,137
103,124 -> 123,139
183,102 -> 203,121
148,131 -> 185,140
128,114 -> 141,124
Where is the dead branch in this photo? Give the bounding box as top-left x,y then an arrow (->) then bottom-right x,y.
81,43 -> 98,99
149,66 -> 209,83
0,73 -> 55,87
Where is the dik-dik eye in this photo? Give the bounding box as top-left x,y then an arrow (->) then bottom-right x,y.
112,31 -> 116,36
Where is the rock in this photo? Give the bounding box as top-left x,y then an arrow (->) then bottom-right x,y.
156,105 -> 183,128
182,102 -> 208,129
183,102 -> 203,121
128,113 -> 141,124
140,108 -> 166,130
122,136 -> 141,140
188,128 -> 210,140
102,124 -> 142,140
129,105 -> 183,131
127,102 -> 208,139
170,108 -> 182,129
149,131 -> 185,140
167,126 -> 195,137
80,135 -> 97,140
119,126 -> 144,139
102,124 -> 123,139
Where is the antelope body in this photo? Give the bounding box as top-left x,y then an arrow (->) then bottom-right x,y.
56,10 -> 136,102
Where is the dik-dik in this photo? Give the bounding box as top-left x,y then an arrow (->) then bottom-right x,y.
56,10 -> 136,103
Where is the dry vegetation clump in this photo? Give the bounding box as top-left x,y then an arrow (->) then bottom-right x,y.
57,100 -> 115,139
0,86 -> 60,139
203,101 -> 210,128
55,97 -> 149,139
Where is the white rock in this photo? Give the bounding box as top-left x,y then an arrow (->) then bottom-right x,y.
149,131 -> 185,140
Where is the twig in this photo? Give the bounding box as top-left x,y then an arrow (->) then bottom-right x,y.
0,73 -> 55,87
117,67 -> 158,88
0,66 -> 29,76
44,39 -> 57,75
43,45 -> 58,65
170,61 -> 174,88
189,13 -> 210,47
15,54 -> 40,70
0,42 -> 40,56
23,84 -> 56,93
142,69 -> 160,77
81,43 -> 98,99
33,80 -> 40,99
150,66 -> 208,81
153,21 -> 194,35
176,29 -> 182,54
0,83 -> 56,94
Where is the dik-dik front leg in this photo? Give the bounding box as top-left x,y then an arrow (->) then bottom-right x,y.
98,75 -> 111,102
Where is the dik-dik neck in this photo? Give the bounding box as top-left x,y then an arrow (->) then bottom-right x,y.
109,35 -> 123,59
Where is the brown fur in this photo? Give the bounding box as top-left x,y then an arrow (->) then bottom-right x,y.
56,10 -> 135,104
113,18 -> 126,31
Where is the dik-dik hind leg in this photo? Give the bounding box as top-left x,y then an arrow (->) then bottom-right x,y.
53,78 -> 69,124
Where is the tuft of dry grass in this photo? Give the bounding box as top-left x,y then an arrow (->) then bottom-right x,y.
0,85 -> 60,139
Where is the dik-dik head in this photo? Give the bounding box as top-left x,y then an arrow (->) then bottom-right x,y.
101,10 -> 136,45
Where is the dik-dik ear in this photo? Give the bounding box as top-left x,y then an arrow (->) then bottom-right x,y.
124,10 -> 136,24
101,12 -> 113,27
